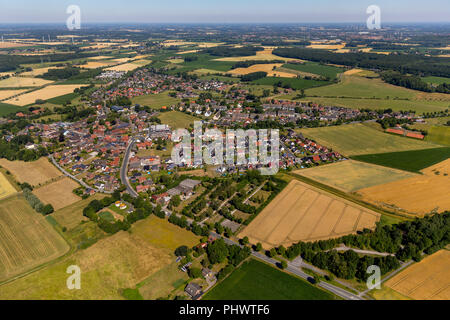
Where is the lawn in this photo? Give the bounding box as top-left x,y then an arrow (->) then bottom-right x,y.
352,147 -> 450,172
300,123 -> 439,156
132,92 -> 180,109
158,111 -> 200,130
203,259 -> 335,300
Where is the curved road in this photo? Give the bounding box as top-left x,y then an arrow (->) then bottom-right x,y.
120,136 -> 146,198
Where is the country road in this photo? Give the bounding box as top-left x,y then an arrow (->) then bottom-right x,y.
120,136 -> 144,198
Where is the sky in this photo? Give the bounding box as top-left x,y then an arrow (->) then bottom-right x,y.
1,0 -> 449,24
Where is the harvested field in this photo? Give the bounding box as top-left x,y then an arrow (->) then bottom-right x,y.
358,159 -> 450,215
78,61 -> 115,69
33,177 -> 81,210
4,85 -> 86,106
20,67 -> 62,77
0,77 -> 53,88
0,89 -> 27,100
295,160 -> 417,192
300,123 -> 439,156
384,250 -> 450,300
215,48 -> 302,62
227,63 -> 296,78
239,180 -> 380,248
105,63 -> 141,72
0,157 -> 62,186
51,194 -> 105,230
0,195 -> 69,282
0,172 -> 17,200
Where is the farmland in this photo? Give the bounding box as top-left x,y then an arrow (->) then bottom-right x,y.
4,84 -> 87,106
227,63 -> 296,78
425,126 -> 450,146
300,123 -> 439,156
203,259 -> 335,300
0,195 -> 69,282
0,89 -> 27,100
282,62 -> 345,79
0,77 -> 53,88
239,180 -> 380,248
383,250 -> 450,300
132,92 -> 180,109
0,171 -> 17,200
158,111 -> 200,129
358,159 -> 450,215
352,147 -> 450,172
252,76 -> 330,90
295,160 -> 416,192
32,177 -> 81,210
0,157 -> 62,186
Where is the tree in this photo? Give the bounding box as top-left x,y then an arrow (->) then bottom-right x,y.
174,245 -> 189,257
255,243 -> 263,252
280,260 -> 288,269
207,238 -> 229,264
188,267 -> 202,279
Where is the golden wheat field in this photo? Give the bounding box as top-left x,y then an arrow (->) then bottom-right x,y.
0,89 -> 28,100
358,159 -> 450,215
0,195 -> 69,282
0,172 -> 17,200
0,158 -> 62,186
384,250 -> 450,300
214,48 -> 302,62
240,180 -> 380,248
4,84 -> 85,106
105,63 -> 141,72
227,63 -> 297,78
0,77 -> 53,88
20,67 -> 62,77
32,177 -> 81,210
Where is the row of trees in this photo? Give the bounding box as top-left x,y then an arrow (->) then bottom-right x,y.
23,188 -> 54,215
381,71 -> 449,94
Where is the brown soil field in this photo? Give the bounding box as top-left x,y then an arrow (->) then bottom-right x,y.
358,159 -> 450,216
4,84 -> 86,106
384,250 -> 450,300
239,180 -> 380,248
0,158 -> 62,186
0,195 -> 69,282
33,177 -> 81,210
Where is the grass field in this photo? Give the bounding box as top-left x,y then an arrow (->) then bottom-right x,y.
33,177 -> 81,210
4,84 -> 87,106
299,123 -> 439,156
0,102 -> 23,116
383,250 -> 450,300
0,157 -> 63,186
0,171 -> 17,200
252,76 -> 330,90
422,76 -> 449,85
295,160 -> 416,192
282,62 -> 344,79
132,92 -> 180,109
425,126 -> 450,146
358,159 -> 450,215
240,180 -> 380,248
203,259 -> 335,300
352,147 -> 450,172
51,194 -> 106,230
0,195 -> 69,282
158,111 -> 200,129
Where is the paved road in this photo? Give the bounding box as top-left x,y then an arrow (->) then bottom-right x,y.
49,155 -> 113,194
120,136 -> 144,198
211,232 -> 364,301
331,245 -> 395,257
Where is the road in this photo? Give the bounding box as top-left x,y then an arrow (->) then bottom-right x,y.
330,245 -> 395,257
49,154 -> 113,194
212,232 -> 364,300
120,136 -> 144,198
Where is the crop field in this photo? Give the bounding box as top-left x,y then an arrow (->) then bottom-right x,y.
252,76 -> 330,90
4,84 -> 86,106
422,76 -> 450,85
20,67 -> 62,77
282,62 -> 344,79
239,180 -> 380,248
105,63 -> 142,72
383,250 -> 450,300
352,147 -> 450,172
158,111 -> 200,129
203,259 -> 335,300
0,216 -> 198,299
0,77 -> 53,88
0,171 -> 17,200
132,92 -> 180,109
0,157 -> 63,186
0,89 -> 28,100
300,123 -> 439,156
358,159 -> 450,215
425,126 -> 450,146
213,48 -> 303,62
227,63 -> 296,78
32,177 -> 81,210
0,195 -> 69,282
295,160 -> 416,192
51,194 -> 106,230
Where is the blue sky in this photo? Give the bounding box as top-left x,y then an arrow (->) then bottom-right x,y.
1,0 -> 449,23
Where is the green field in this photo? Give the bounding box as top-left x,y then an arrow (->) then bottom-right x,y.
300,123 -> 439,156
0,102 -> 23,116
352,147 -> 450,172
132,92 -> 180,109
282,62 -> 344,79
166,54 -> 234,74
203,259 -> 335,300
426,126 -> 450,146
158,110 -> 200,129
252,76 -> 330,90
422,76 -> 450,85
